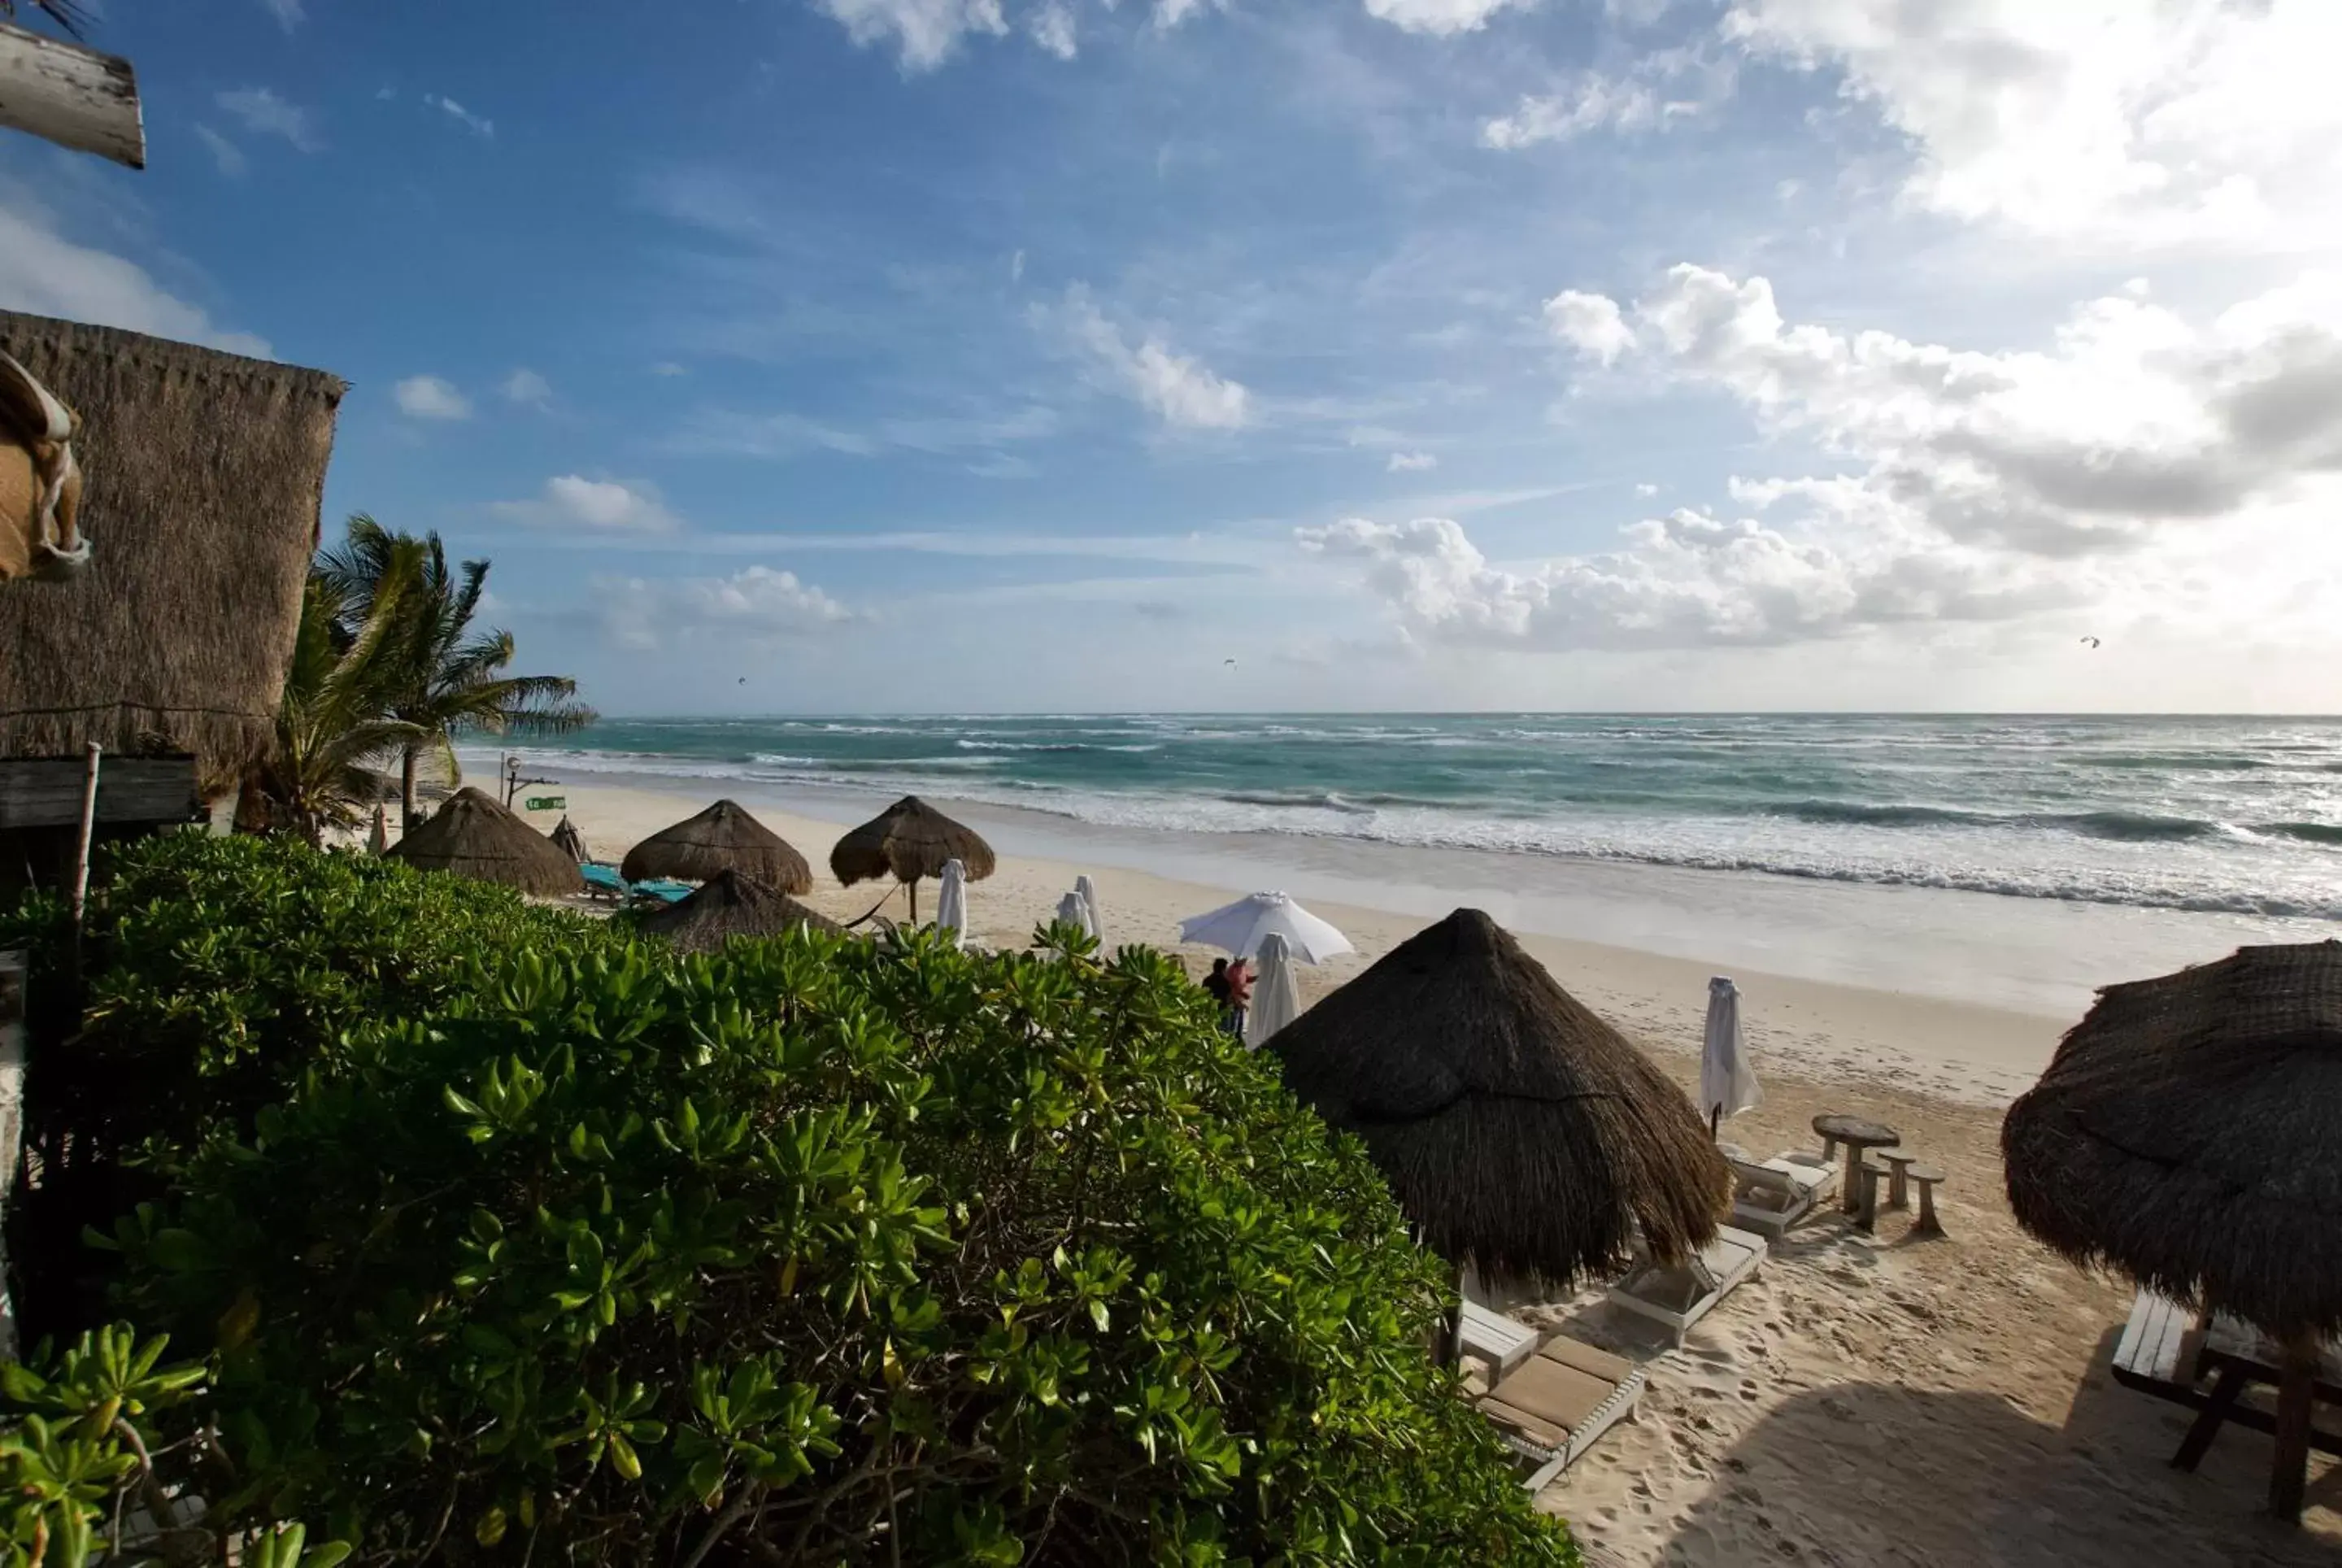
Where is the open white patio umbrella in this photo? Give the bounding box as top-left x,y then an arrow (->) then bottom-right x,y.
1700,975 -> 1761,1130
934,857 -> 969,949
1178,891 -> 1353,965
1244,932 -> 1302,1048
1075,874 -> 1102,941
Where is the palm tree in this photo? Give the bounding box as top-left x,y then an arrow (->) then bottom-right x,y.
316,515 -> 596,833
248,573 -> 428,846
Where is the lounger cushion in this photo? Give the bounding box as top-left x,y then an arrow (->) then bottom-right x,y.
1482,1344 -> 1622,1442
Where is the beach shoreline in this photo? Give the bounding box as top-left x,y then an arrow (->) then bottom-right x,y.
529,771 -> 2112,1104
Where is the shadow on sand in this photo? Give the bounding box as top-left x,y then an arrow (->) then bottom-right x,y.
1652,1326 -> 2342,1567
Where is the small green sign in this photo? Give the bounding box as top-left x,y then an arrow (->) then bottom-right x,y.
525,795 -> 566,812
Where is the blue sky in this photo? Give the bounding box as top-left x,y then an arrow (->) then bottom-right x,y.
8,0 -> 2342,712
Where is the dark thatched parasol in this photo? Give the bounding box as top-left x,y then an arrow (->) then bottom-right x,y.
0,311 -> 345,801
2004,941 -> 2342,1520
620,798 -> 811,892
828,795 -> 995,922
638,868 -> 845,953
548,814 -> 589,865
1268,908 -> 1726,1290
2005,941 -> 2342,1340
387,786 -> 581,896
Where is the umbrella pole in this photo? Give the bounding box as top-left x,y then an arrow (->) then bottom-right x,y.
908,878 -> 918,924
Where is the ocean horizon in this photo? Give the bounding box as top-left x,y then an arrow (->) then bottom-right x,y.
482,712 -> 2342,925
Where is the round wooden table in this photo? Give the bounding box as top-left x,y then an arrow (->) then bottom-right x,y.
1812,1113 -> 1900,1213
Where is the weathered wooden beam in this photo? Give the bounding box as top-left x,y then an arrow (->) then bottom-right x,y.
0,754 -> 198,830
0,19 -> 142,169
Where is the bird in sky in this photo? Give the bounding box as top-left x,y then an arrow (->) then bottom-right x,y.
738,676 -> 748,683
1224,657 -> 1237,666
2080,636 -> 2101,649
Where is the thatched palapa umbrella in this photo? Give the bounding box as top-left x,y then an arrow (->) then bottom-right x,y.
620,798 -> 810,892
549,813 -> 589,865
2003,940 -> 2342,1519
387,786 -> 581,896
639,868 -> 844,954
829,795 -> 995,922
1269,908 -> 1725,1290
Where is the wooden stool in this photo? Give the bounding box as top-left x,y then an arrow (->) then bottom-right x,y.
1856,1156 -> 1888,1233
1881,1152 -> 1917,1211
1816,1134 -> 1841,1167
1907,1165 -> 1947,1238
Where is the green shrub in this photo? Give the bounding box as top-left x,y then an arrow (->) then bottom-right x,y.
1,834 -> 622,1341
76,839 -> 1572,1564
0,1323 -> 349,1568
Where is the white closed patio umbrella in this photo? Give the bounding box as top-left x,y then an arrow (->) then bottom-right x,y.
1054,890 -> 1092,937
1243,932 -> 1302,1048
1177,891 -> 1352,965
1075,874 -> 1102,941
1700,975 -> 1761,1130
367,804 -> 390,857
934,858 -> 969,949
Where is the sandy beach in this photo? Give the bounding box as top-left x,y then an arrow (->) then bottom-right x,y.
525,780 -> 2338,1564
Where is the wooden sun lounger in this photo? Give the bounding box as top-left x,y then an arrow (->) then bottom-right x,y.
2111,1290 -> 2342,1458
1478,1333 -> 1648,1490
1727,1150 -> 1839,1239
1458,1299 -> 1540,1378
1605,1224 -> 1767,1346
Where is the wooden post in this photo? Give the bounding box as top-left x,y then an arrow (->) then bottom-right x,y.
2270,1342 -> 2318,1522
0,949 -> 25,1361
0,20 -> 144,168
69,742 -> 99,927
907,878 -> 918,925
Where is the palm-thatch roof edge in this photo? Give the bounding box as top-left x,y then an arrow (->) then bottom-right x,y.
0,310 -> 346,798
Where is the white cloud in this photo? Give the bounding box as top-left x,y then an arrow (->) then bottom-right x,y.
492,475 -> 680,534
1314,261 -> 2342,651
215,88 -> 320,153
0,197 -> 270,358
1298,509 -> 2072,650
602,565 -> 853,649
1635,481 -> 1660,496
1543,290 -> 1635,365
194,124 -> 246,178
651,361 -> 689,377
1047,285 -> 1250,431
258,0 -> 303,28
501,368 -> 553,408
394,375 -> 472,420
424,94 -> 494,139
1361,0 -> 1534,37
1482,78 -> 1661,149
1154,0 -> 1225,28
1578,264 -> 2342,557
1028,0 -> 1077,59
1484,47 -> 1734,150
1723,0 -> 2342,251
1388,450 -> 1439,472
810,0 -> 1008,72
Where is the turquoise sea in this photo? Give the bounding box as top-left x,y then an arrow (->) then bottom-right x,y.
496,714 -> 2342,923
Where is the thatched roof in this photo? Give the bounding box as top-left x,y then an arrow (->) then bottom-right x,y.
1268,908 -> 1726,1287
638,868 -> 845,953
829,795 -> 995,887
386,786 -> 581,896
620,798 -> 811,891
2003,941 -> 2342,1339
550,814 -> 589,864
0,311 -> 345,797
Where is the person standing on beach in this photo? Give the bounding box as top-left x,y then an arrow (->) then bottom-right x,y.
1225,955 -> 1254,1041
1203,957 -> 1231,1010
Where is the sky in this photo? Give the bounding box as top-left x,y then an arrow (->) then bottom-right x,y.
6,0 -> 2342,714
